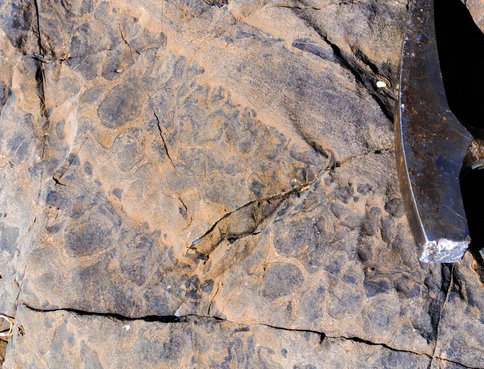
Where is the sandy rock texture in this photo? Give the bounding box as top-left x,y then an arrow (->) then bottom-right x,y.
0,0 -> 482,368
466,0 -> 484,31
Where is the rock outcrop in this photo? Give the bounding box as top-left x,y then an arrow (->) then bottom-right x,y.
0,1 -> 482,368
466,0 -> 484,32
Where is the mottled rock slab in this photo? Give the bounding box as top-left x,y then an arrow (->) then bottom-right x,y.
436,254 -> 484,368
0,26 -> 40,317
4,306 -> 433,369
0,0 -> 482,368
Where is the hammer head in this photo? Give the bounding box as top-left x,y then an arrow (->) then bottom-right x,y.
396,0 -> 474,263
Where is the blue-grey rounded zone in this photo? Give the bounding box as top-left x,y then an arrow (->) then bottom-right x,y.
65,221 -> 112,257
261,263 -> 304,300
97,84 -> 141,128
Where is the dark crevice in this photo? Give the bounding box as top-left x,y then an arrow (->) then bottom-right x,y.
469,247 -> 484,284
259,322 -> 326,344
34,60 -> 47,123
153,111 -> 176,168
291,11 -> 394,121
262,324 -> 474,368
119,27 -> 141,56
20,304 -> 476,367
58,0 -> 76,16
340,334 -> 419,354
289,112 -> 335,163
23,304 -> 185,323
201,0 -> 228,8
335,146 -> 393,167
428,264 -> 454,369
188,195 -> 287,259
32,0 -> 49,143
32,0 -> 44,56
354,48 -> 379,75
272,0 -> 363,11
190,196 -> 275,248
188,173 -> 328,259
52,176 -> 66,186
298,132 -> 332,160
325,38 -> 393,121
271,4 -> 325,11
207,282 -> 221,315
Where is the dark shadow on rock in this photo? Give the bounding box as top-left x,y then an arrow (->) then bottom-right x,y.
435,0 -> 484,136
436,0 -> 484,263
461,167 -> 484,274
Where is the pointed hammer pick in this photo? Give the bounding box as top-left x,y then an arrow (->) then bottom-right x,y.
396,0 -> 476,263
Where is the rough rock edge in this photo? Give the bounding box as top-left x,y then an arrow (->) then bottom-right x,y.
17,304 -> 476,369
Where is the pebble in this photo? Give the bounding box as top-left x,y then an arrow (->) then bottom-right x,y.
376,80 -> 387,88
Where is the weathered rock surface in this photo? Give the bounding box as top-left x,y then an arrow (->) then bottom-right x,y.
466,0 -> 484,32
0,0 -> 482,368
4,305 -> 433,369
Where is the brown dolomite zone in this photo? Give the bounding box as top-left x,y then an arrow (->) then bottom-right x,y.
0,0 -> 483,368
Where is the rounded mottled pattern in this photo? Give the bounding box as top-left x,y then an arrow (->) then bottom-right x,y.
0,0 -> 482,367
97,83 -> 142,128
64,221 -> 112,257
261,263 -> 304,300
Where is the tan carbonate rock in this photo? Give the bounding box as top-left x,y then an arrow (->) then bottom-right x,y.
0,1 -> 482,368
4,305 -> 434,369
466,0 -> 484,32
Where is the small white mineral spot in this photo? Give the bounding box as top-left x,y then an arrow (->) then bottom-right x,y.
376,80 -> 387,88
122,325 -> 131,331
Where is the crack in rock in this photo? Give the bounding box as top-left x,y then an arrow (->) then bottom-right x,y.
288,8 -> 394,121
19,304 -> 477,368
428,265 -> 455,369
188,171 -> 328,260
153,111 -> 176,168
22,304 -> 184,324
